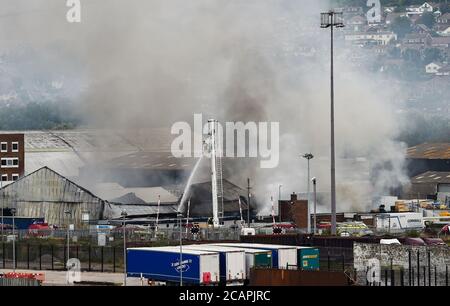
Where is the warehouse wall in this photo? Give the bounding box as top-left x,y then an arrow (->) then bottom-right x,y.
0,167 -> 105,226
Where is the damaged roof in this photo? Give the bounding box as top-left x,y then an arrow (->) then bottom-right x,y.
102,151 -> 198,170
92,183 -> 178,204
105,203 -> 178,219
411,171 -> 450,184
406,143 -> 450,159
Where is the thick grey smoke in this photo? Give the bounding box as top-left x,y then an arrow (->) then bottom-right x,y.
1,0 -> 410,213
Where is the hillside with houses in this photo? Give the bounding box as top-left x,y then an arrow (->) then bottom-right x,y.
331,1 -> 450,124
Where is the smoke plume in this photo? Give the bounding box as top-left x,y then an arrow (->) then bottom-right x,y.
0,0 -> 410,213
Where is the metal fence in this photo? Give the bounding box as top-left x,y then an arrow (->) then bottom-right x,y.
0,227 -> 242,243
319,247 -> 355,273
0,227 -> 241,273
0,242 -> 126,272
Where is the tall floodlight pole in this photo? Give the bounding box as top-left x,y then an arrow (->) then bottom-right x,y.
11,207 -> 16,272
321,11 -> 344,236
303,153 -> 314,233
121,210 -> 128,286
64,209 -> 72,283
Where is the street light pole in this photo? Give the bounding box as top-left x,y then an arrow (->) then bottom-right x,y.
321,11 -> 344,236
312,178 -> 317,235
11,207 -> 16,272
1,179 -> 3,243
278,184 -> 282,222
303,153 -> 314,233
121,210 -> 128,286
178,212 -> 183,286
247,178 -> 251,227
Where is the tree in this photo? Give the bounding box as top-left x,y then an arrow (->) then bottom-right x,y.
402,48 -> 421,61
423,48 -> 443,64
391,16 -> 412,39
439,4 -> 450,14
419,12 -> 436,29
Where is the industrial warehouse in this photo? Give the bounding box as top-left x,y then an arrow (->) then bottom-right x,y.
0,129 -> 449,287
0,0 -> 449,294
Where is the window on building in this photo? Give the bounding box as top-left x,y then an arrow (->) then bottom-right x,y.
1,174 -> 7,182
1,142 -> 7,152
1,158 -> 19,168
12,174 -> 19,181
12,142 -> 19,152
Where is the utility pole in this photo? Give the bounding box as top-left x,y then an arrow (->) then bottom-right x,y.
321,11 -> 344,236
247,178 -> 251,227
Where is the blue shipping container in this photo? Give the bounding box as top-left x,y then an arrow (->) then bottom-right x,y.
127,247 -> 220,285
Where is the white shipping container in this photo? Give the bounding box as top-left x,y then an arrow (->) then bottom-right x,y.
210,245 -> 272,276
214,243 -> 298,269
183,245 -> 246,283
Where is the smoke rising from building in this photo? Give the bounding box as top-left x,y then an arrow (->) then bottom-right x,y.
1,0 -> 410,213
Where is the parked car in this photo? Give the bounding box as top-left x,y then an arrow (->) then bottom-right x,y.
422,237 -> 446,246
0,223 -> 14,230
402,237 -> 426,246
28,222 -> 52,237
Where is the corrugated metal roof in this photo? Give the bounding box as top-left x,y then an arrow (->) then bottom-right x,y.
411,171 -> 450,184
91,183 -> 178,203
105,203 -> 177,219
26,151 -> 84,178
406,143 -> 450,160
16,129 -> 172,152
102,151 -> 198,170
110,193 -> 148,205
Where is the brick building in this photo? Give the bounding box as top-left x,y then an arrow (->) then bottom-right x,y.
0,133 -> 25,183
279,193 -> 308,229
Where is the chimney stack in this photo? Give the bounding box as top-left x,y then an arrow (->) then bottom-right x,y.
290,192 -> 297,202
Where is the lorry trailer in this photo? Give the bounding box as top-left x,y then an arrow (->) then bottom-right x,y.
127,246 -> 220,285
183,244 -> 246,284
213,243 -> 297,269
